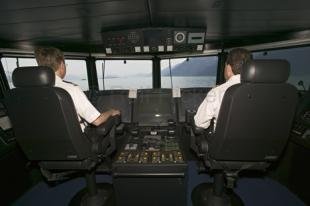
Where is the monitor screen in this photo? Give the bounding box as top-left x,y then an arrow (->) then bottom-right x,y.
134,90 -> 175,126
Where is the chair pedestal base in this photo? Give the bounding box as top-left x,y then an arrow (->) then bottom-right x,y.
192,183 -> 244,206
70,183 -> 115,206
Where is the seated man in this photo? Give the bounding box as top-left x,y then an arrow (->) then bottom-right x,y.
34,47 -> 120,131
194,48 -> 252,129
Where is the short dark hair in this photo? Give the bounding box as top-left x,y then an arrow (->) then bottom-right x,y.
226,48 -> 252,74
34,47 -> 64,72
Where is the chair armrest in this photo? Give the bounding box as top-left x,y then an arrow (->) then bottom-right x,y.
190,125 -> 212,157
193,126 -> 205,135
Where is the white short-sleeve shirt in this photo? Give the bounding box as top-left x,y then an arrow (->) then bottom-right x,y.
194,74 -> 241,129
54,75 -> 100,131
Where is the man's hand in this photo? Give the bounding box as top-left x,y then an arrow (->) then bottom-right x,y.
92,109 -> 121,126
110,109 -> 120,116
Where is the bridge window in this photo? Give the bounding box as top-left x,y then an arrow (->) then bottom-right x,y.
1,57 -> 89,91
160,56 -> 217,88
64,59 -> 89,91
96,60 -> 152,90
1,57 -> 38,88
253,47 -> 310,90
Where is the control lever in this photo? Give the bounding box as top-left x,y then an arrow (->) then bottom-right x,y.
298,80 -> 306,92
168,130 -> 175,135
130,128 -> 139,136
167,119 -> 175,126
185,110 -> 196,125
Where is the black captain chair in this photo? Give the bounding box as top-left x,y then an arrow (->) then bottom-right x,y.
5,66 -> 120,206
191,60 -> 298,206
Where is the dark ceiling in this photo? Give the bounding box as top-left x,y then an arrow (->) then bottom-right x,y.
1,0 -> 310,52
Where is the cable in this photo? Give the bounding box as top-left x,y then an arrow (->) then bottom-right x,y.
101,60 -> 106,90
168,59 -> 173,88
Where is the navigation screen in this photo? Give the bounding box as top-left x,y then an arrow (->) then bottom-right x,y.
134,90 -> 175,126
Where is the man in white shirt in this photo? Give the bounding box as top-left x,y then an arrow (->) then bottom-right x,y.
194,48 -> 252,129
34,47 -> 120,131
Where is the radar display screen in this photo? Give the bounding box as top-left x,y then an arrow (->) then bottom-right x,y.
134,90 -> 176,126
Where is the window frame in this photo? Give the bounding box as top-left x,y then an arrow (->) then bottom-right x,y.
94,58 -> 154,91
159,54 -> 219,89
1,56 -> 38,89
250,45 -> 310,90
63,59 -> 89,91
0,54 -> 90,91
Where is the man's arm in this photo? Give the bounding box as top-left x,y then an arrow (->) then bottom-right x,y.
70,86 -> 120,126
194,90 -> 217,129
92,109 -> 120,126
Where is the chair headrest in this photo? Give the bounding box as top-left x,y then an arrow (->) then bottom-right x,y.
241,59 -> 290,83
12,66 -> 55,87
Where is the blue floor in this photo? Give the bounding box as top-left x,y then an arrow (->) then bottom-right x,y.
14,162 -> 305,206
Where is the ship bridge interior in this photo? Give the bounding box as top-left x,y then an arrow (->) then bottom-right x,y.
0,0 -> 310,206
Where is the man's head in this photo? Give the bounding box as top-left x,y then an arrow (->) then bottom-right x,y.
224,48 -> 252,80
34,47 -> 66,79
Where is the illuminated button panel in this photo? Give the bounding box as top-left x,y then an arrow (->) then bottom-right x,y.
116,150 -> 184,164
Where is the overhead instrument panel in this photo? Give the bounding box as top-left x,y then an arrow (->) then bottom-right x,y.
101,27 -> 206,55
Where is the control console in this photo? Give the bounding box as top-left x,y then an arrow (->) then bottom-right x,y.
113,126 -> 186,175
116,135 -> 184,164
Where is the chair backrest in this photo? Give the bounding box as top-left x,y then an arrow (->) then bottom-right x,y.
209,60 -> 298,161
5,66 -> 92,161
